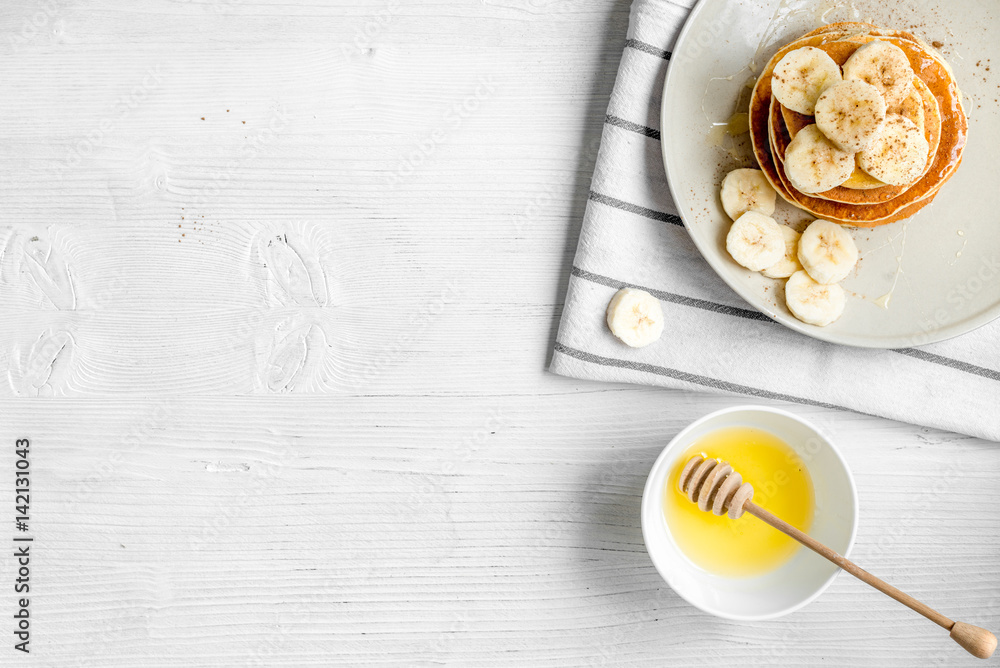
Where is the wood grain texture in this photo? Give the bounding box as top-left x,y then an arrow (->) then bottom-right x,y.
0,0 -> 996,666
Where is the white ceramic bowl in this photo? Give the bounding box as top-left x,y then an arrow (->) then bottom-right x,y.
641,405 -> 858,620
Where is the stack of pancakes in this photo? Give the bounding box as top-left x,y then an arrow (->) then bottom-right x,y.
749,22 -> 968,228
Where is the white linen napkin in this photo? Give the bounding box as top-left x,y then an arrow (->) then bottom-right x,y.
549,0 -> 1000,441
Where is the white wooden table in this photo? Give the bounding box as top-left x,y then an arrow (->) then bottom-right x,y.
0,1 -> 997,665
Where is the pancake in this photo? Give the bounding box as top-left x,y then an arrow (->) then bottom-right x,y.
779,76 -> 931,192
748,25 -> 967,227
771,73 -> 942,204
773,37 -> 963,219
750,34 -> 843,208
765,96 -> 942,227
764,108 -> 940,228
787,25 -> 964,172
772,102 -> 904,202
781,103 -> 886,190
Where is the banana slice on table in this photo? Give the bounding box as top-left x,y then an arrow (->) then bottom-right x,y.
857,114 -> 929,186
726,211 -> 785,272
782,124 -> 856,194
797,219 -> 858,284
761,225 -> 803,279
842,40 -> 914,108
606,288 -> 664,348
785,270 -> 846,327
720,168 -> 777,221
814,80 -> 887,152
771,46 -> 843,115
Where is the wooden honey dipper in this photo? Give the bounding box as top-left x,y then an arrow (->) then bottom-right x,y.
679,455 -> 998,660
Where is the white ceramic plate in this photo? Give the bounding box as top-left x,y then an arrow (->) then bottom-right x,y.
661,0 -> 1000,348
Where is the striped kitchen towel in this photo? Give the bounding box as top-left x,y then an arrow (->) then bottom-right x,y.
549,0 -> 1000,441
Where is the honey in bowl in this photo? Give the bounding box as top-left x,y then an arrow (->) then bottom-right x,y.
663,426 -> 814,578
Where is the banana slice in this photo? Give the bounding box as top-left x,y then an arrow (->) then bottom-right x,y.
761,225 -> 803,279
726,211 -> 785,272
785,270 -> 846,327
797,219 -> 858,284
720,168 -> 777,221
606,288 -> 664,348
783,124 -> 856,194
771,46 -> 843,115
889,83 -> 924,135
857,114 -> 929,186
814,80 -> 887,152
842,40 -> 914,108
